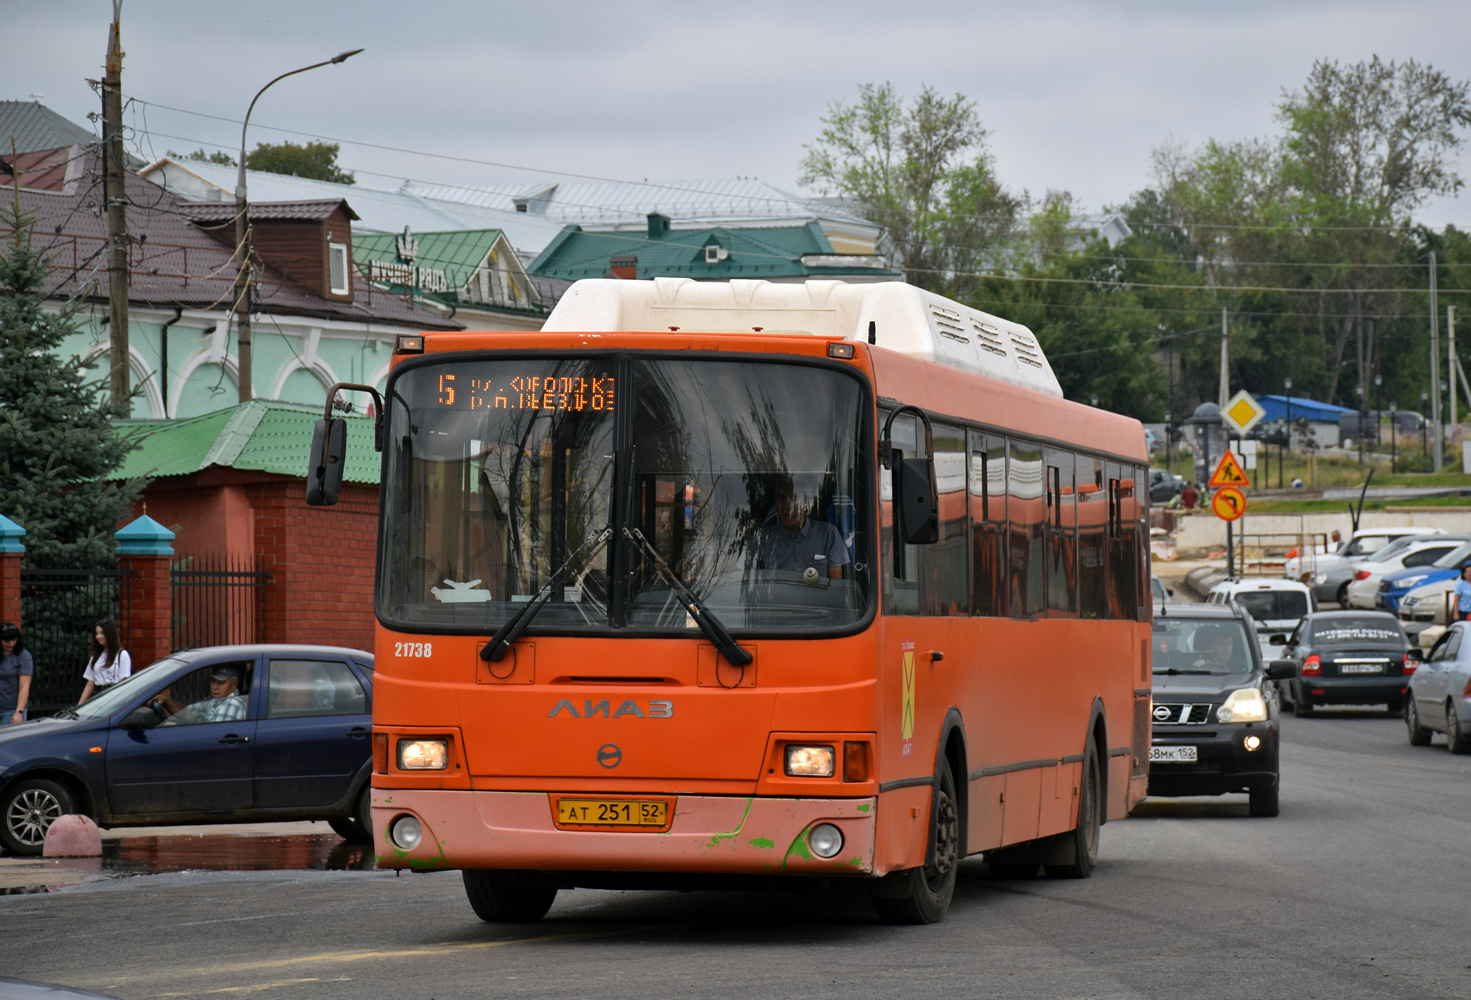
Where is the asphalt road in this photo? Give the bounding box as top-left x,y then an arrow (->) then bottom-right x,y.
3,709 -> 1469,1000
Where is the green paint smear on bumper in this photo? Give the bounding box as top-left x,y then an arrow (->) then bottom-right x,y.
706,797 -> 754,849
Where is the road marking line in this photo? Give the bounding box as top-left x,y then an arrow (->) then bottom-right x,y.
149,977 -> 352,997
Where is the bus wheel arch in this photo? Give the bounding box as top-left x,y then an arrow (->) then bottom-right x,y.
929,707 -> 968,866
1087,696 -> 1108,824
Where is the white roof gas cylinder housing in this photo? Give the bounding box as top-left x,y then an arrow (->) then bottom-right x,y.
542,278 -> 1062,398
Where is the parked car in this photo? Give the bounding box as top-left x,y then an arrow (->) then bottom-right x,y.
0,645 -> 373,855
1152,576 -> 1172,605
1284,527 -> 1444,605
1344,537 -> 1469,609
1375,541 -> 1471,613
1204,578 -> 1315,659
1275,611 -> 1413,715
1149,468 -> 1184,504
1397,577 -> 1458,640
1406,623 -> 1471,752
1148,604 -> 1294,817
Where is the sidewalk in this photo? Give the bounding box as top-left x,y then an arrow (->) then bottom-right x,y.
0,821 -> 331,891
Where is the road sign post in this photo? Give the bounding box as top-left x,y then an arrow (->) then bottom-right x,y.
1212,484 -> 1247,580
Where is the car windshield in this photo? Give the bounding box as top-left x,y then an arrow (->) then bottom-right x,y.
72,657 -> 183,718
378,356 -> 872,635
1232,590 -> 1309,622
1152,618 -> 1255,675
1433,542 -> 1471,569
1362,536 -> 1419,562
1310,617 -> 1406,648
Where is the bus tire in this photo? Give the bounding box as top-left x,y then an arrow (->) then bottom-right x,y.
871,761 -> 959,925
1044,745 -> 1101,879
463,869 -> 557,923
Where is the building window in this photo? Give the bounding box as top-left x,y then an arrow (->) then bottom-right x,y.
329,243 -> 349,296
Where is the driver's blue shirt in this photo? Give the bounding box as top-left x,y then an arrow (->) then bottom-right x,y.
754,517 -> 849,574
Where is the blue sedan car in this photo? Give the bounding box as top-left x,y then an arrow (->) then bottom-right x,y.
0,645 -> 373,855
1376,541 -> 1471,612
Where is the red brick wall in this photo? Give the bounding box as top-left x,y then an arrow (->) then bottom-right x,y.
137,482 -> 253,560
248,481 -> 378,652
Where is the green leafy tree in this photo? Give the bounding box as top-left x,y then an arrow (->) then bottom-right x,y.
799,83 -> 1021,293
168,148 -> 237,166
245,140 -> 355,185
0,199 -> 145,564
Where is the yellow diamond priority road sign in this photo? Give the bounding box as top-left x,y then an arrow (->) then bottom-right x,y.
1221,389 -> 1267,437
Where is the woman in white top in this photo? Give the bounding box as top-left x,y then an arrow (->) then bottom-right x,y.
77,618 -> 131,704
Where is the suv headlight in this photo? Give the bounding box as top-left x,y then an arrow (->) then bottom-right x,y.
1217,688 -> 1268,724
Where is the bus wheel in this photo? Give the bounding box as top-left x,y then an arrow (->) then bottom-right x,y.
463,869 -> 557,923
1044,746 -> 1100,878
871,761 -> 959,925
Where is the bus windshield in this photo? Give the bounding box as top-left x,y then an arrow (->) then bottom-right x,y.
378,355 -> 872,635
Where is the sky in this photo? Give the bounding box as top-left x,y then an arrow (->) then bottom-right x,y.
7,0 -> 1471,230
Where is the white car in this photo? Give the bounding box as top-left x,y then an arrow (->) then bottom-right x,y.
1285,527 -> 1445,605
1206,578 -> 1317,656
1344,537 -> 1470,609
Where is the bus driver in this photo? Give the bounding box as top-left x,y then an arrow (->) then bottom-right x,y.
752,474 -> 849,581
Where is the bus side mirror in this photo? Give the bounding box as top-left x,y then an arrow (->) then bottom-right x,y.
897,457 -> 939,545
306,417 -> 347,507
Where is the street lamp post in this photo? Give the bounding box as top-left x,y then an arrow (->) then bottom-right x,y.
1164,410 -> 1173,476
233,48 -> 363,404
1374,373 -> 1383,456
1283,377 -> 1292,489
1390,401 -> 1398,472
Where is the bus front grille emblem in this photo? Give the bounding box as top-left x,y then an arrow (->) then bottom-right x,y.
597,743 -> 622,768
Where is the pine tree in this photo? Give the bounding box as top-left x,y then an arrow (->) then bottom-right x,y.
0,194 -> 145,564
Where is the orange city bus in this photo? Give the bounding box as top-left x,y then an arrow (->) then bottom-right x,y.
307,278 -> 1151,925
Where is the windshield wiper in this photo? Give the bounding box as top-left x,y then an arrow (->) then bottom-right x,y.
623,525 -> 753,668
481,527 -> 614,662
50,708 -> 80,720
1152,668 -> 1213,675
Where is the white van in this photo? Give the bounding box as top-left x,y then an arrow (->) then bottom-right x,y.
1206,578 -> 1317,654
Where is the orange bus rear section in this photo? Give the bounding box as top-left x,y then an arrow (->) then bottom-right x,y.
354,280 -> 1151,918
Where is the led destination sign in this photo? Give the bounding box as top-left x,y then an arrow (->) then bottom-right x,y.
436,373 -> 615,412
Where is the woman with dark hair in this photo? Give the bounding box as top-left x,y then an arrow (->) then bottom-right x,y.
77,618 -> 130,704
0,622 -> 32,725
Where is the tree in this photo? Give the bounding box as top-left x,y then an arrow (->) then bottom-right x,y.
0,198 -> 145,564
168,148 -> 236,166
799,83 -> 1021,293
245,140 -> 355,185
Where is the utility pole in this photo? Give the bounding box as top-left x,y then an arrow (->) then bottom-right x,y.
1219,306 -> 1229,407
1452,304 -> 1459,432
102,1 -> 129,409
1431,251 -> 1442,470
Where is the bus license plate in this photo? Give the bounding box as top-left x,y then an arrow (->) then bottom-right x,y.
555,798 -> 669,829
1149,746 -> 1198,763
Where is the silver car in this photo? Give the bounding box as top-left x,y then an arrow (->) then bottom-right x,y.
1406,623 -> 1471,752
1287,528 -> 1445,605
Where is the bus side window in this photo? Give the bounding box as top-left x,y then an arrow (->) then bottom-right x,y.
1133,464 -> 1150,621
1010,439 -> 1045,619
924,424 -> 968,616
880,410 -> 921,615
1044,447 -> 1077,617
1106,461 -> 1139,620
1078,456 -> 1107,618
970,431 -> 1007,618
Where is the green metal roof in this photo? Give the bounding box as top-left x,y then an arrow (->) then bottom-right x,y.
354,229 -> 505,292
112,400 -> 381,485
528,222 -> 901,281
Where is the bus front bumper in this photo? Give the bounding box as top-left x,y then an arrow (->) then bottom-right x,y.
372,789 -> 877,876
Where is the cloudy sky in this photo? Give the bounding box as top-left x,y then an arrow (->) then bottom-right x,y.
8,1 -> 1471,228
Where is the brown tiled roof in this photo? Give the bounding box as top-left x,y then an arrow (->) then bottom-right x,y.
4,150 -> 460,331
174,199 -> 361,223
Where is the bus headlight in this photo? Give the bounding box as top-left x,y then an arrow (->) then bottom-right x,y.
398,739 -> 448,770
808,823 -> 844,859
1217,688 -> 1268,724
390,815 -> 423,850
785,745 -> 835,777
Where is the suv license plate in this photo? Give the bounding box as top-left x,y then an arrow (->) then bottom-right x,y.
1150,746 -> 1198,763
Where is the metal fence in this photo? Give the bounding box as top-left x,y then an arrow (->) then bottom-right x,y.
171,555 -> 269,652
18,561 -> 131,716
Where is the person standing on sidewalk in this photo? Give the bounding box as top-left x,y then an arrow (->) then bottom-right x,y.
77,618 -> 130,704
0,622 -> 32,725
1454,564 -> 1471,623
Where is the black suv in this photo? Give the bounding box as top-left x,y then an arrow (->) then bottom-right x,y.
1148,604 -> 1296,817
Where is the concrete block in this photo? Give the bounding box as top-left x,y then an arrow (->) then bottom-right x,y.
43,813 -> 102,857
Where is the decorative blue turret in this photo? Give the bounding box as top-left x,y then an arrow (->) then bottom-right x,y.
114,515 -> 175,556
